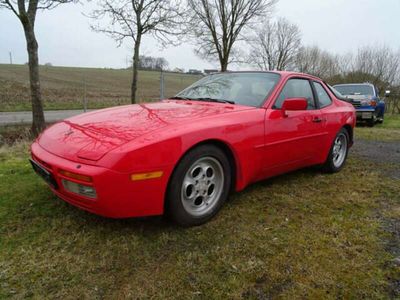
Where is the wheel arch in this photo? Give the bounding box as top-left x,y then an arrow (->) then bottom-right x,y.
342,124 -> 353,146
164,139 -> 241,211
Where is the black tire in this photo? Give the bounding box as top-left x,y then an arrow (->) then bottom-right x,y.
367,118 -> 375,127
322,128 -> 350,173
166,145 -> 231,227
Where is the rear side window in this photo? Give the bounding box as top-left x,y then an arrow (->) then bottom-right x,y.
274,78 -> 316,109
313,82 -> 332,108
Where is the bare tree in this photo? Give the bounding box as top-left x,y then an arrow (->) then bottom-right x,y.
328,46 -> 400,92
352,46 -> 400,88
90,0 -> 185,104
248,18 -> 301,71
294,46 -> 340,79
0,0 -> 76,136
188,0 -> 277,72
293,44 -> 400,100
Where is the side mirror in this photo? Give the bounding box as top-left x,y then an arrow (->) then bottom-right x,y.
385,90 -> 391,97
281,98 -> 308,117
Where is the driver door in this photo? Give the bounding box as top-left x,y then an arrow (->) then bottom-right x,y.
262,78 -> 326,175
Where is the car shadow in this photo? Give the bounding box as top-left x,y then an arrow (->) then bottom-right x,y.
55,166 -> 322,232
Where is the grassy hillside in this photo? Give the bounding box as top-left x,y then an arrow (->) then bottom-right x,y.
0,64 -> 202,111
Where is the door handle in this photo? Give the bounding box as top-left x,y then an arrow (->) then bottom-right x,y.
312,117 -> 322,123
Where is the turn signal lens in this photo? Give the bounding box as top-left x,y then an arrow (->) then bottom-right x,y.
131,171 -> 163,181
370,100 -> 377,107
59,169 -> 93,182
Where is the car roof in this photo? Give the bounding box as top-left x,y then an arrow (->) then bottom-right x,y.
333,83 -> 375,87
210,70 -> 323,81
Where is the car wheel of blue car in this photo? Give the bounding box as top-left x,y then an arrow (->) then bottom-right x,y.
367,115 -> 376,127
322,128 -> 349,173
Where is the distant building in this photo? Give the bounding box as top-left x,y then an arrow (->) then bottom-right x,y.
188,69 -> 203,75
204,69 -> 219,74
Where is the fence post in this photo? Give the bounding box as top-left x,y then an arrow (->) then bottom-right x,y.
83,73 -> 87,112
160,69 -> 165,100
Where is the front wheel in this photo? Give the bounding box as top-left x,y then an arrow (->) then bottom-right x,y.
166,145 -> 231,226
322,128 -> 349,173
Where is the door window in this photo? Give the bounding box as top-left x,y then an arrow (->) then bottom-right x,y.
274,79 -> 316,109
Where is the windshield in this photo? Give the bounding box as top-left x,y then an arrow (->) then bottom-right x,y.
176,72 -> 281,107
328,85 -> 345,98
334,84 -> 374,96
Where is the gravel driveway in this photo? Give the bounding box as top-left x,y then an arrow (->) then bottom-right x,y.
351,138 -> 400,179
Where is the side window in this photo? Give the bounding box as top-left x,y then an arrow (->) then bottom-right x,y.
274,79 -> 316,109
313,82 -> 332,108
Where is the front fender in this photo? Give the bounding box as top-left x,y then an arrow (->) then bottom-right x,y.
100,109 -> 266,191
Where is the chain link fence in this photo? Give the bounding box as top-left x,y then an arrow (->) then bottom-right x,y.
0,65 -> 204,112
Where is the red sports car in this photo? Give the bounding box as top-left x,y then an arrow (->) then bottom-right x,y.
30,71 -> 356,226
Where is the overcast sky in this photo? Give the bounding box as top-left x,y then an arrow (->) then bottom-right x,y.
1,0 -> 399,71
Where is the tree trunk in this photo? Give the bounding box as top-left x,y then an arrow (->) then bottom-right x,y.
23,23 -> 45,136
131,34 -> 142,104
220,57 -> 228,72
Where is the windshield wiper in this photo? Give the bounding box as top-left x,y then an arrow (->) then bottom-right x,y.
191,97 -> 235,105
170,96 -> 193,100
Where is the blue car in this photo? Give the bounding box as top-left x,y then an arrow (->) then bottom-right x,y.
333,83 -> 386,127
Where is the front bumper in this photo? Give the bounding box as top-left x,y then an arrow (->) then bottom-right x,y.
355,108 -> 375,120
30,142 -> 169,218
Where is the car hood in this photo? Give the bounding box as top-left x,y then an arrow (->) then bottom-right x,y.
38,100 -> 251,161
344,95 -> 372,100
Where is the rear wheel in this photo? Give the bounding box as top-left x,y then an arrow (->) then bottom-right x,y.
322,128 -> 349,173
166,145 -> 231,226
367,119 -> 375,127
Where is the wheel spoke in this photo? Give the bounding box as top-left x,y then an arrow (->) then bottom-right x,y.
181,157 -> 224,217
332,133 -> 348,168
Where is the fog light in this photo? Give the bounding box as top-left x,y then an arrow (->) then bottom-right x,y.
62,179 -> 97,199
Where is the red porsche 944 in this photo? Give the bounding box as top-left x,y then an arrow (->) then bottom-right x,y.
30,71 -> 356,226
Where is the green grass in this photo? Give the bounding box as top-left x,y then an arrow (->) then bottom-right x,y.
355,115 -> 400,141
0,64 -> 202,111
0,138 -> 399,298
380,114 -> 400,129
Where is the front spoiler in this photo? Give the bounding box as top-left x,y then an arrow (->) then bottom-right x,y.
30,141 -> 170,218
355,109 -> 375,120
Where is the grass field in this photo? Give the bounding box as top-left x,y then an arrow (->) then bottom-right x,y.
355,114 -> 400,141
0,64 -> 202,111
0,120 -> 399,298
